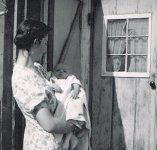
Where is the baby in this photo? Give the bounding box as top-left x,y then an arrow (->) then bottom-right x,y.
34,62 -> 90,149
51,64 -> 86,119
52,64 -> 84,98
50,63 -> 88,149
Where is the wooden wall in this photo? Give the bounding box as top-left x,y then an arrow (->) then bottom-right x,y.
1,0 -> 15,150
53,0 -> 81,79
0,0 -> 91,149
0,10 -> 5,150
92,0 -> 157,149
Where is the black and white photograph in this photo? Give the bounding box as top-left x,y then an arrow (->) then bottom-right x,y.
0,0 -> 157,150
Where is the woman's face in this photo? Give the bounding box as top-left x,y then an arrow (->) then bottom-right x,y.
31,35 -> 48,62
38,35 -> 48,54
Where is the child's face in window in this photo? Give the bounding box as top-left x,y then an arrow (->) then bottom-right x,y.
54,65 -> 70,79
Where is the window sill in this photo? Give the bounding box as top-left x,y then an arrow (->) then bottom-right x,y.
101,72 -> 150,78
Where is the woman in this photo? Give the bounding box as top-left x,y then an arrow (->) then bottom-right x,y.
12,19 -> 76,150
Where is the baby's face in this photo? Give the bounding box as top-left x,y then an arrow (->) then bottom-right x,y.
54,66 -> 70,79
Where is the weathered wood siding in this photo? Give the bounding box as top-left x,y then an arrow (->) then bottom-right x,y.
0,0 -> 87,149
92,0 -> 157,149
80,0 -> 91,100
0,13 -> 5,150
1,1 -> 15,150
53,0 -> 81,79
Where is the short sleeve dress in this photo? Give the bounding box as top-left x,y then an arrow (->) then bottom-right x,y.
12,64 -> 60,150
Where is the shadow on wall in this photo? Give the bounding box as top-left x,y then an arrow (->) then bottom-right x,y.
91,0 -> 126,149
110,83 -> 126,150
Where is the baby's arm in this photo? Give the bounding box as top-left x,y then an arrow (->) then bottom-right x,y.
71,83 -> 80,99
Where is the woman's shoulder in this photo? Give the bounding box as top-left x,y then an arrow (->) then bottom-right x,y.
12,64 -> 49,114
12,63 -> 29,85
12,63 -> 47,92
13,63 -> 32,78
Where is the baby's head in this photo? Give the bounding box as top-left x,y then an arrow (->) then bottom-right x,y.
54,63 -> 71,79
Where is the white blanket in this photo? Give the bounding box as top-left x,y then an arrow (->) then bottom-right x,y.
51,75 -> 91,150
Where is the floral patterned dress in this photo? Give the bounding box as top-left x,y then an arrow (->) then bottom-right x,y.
12,64 -> 60,150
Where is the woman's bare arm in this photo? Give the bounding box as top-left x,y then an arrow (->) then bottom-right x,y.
35,107 -> 75,133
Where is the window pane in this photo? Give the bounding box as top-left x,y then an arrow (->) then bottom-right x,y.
107,19 -> 126,36
106,55 -> 125,72
128,18 -> 149,36
128,37 -> 148,54
107,38 -> 126,54
127,56 -> 147,72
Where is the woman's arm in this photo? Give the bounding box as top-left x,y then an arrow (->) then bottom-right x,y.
35,107 -> 75,133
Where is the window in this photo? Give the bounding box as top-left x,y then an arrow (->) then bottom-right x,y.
102,14 -> 151,77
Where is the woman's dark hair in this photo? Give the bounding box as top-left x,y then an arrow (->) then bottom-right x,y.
14,19 -> 51,51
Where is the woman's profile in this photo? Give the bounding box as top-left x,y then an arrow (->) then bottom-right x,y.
12,19 -> 78,150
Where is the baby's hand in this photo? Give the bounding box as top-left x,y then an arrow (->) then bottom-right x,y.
51,83 -> 63,93
71,90 -> 79,99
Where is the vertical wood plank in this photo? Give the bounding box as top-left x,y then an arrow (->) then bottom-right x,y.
80,0 -> 91,100
151,1 -> 157,149
89,0 -> 94,119
47,0 -> 55,71
13,1 -> 26,150
40,0 -> 49,69
17,0 -> 25,24
137,0 -> 153,13
133,0 -> 156,150
99,78 -> 113,150
148,1 -> 157,150
134,79 -> 153,150
27,0 -> 41,20
116,0 -> 139,14
101,0 -> 117,15
41,0 -> 48,24
112,78 -> 135,150
92,77 -> 113,149
0,14 -> 5,150
2,0 -> 15,150
92,1 -> 113,149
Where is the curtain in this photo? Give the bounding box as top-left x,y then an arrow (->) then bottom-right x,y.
107,20 -> 126,72
106,18 -> 148,72
127,18 -> 148,72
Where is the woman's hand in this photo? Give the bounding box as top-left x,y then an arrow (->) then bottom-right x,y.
51,83 -> 62,93
46,84 -> 62,93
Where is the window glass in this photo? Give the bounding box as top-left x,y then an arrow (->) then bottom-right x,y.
102,14 -> 151,77
106,55 -> 125,72
128,37 -> 148,54
107,38 -> 126,54
127,56 -> 147,72
107,19 -> 126,36
128,18 -> 149,36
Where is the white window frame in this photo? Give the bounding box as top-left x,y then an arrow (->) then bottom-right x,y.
102,13 -> 151,78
